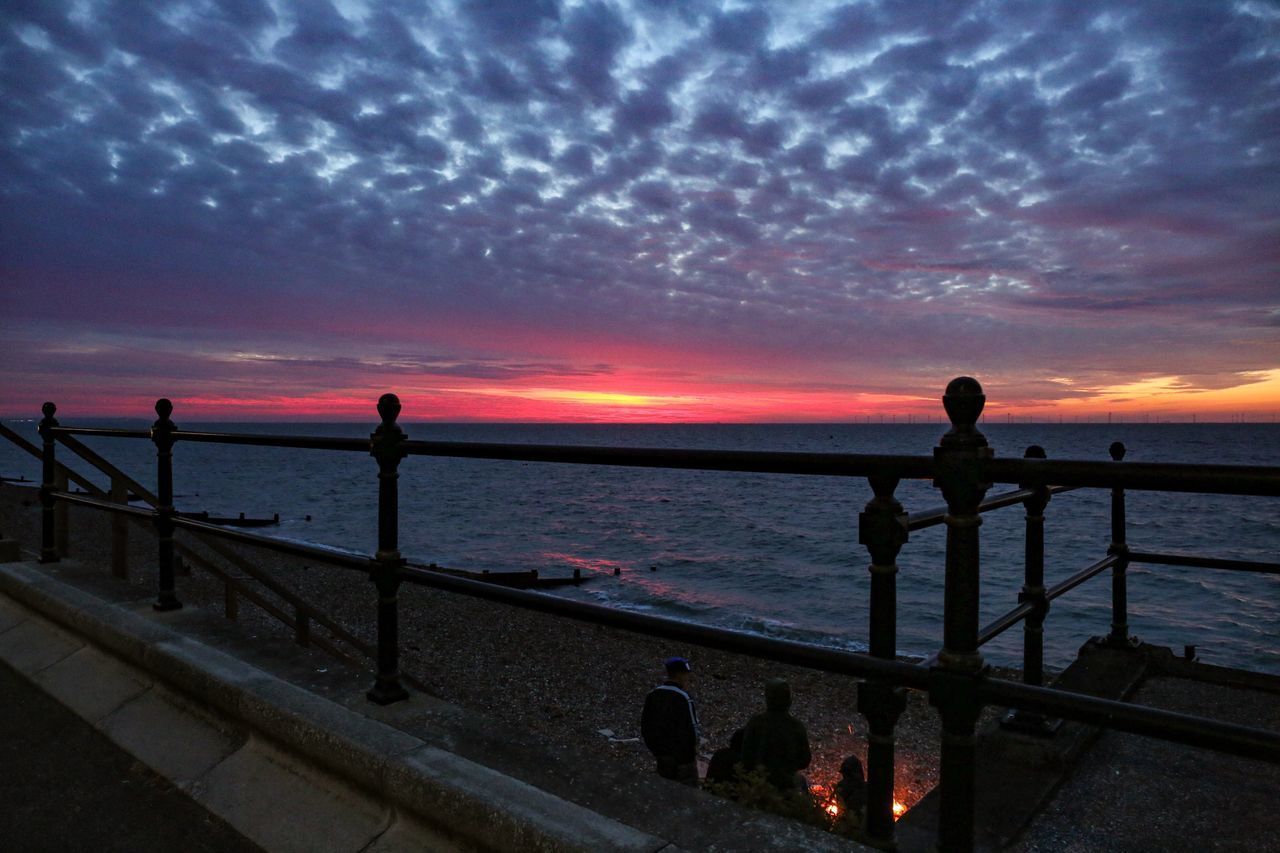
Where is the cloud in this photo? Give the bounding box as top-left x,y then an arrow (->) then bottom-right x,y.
1058,64 -> 1132,112
709,7 -> 769,54
563,1 -> 632,103
460,0 -> 560,43
1,0 -> 1277,418
613,86 -> 676,137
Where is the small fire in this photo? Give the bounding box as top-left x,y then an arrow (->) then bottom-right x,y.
812,785 -> 842,818
812,782 -> 910,823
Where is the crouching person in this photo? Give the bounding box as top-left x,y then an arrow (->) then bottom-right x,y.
835,755 -> 866,822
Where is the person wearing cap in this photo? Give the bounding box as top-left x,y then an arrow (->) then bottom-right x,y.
640,656 -> 700,785
740,678 -> 811,792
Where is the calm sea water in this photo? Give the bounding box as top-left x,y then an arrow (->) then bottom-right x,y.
2,420 -> 1276,674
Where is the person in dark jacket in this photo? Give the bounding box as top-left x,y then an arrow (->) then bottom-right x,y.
740,678 -> 811,792
640,656 -> 700,785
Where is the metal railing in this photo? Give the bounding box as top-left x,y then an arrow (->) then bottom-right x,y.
9,376 -> 1280,852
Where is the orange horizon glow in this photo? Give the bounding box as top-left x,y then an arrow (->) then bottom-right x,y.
989,370 -> 1280,423
4,368 -> 1277,423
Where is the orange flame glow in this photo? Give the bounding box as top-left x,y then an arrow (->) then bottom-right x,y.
813,782 -> 910,824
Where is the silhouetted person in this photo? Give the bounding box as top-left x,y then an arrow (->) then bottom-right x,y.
704,727 -> 745,787
740,678 -> 811,792
641,656 -> 699,785
834,755 -> 866,819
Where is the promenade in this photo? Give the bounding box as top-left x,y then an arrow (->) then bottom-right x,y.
0,661 -> 262,852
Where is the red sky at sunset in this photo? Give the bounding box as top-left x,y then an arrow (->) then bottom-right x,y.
2,2 -> 1277,423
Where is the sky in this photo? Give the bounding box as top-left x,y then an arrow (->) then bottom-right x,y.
1,0 -> 1278,422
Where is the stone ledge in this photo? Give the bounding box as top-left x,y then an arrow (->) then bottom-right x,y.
0,560 -> 670,853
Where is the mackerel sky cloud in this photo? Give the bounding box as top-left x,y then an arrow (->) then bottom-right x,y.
2,0 -> 1278,420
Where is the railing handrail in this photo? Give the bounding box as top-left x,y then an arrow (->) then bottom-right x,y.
169,429 -> 371,452
49,424 -> 369,453
50,426 -> 151,440
43,423 -> 1280,497
992,456 -> 1280,496
51,490 -> 155,520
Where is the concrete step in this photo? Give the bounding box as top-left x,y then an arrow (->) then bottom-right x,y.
0,560 -> 671,852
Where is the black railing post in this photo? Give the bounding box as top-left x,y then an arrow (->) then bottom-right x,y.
368,393 -> 409,705
151,399 -> 181,611
38,402 -> 59,563
1002,445 -> 1058,735
1105,441 -> 1136,648
857,475 -> 909,848
930,377 -> 992,853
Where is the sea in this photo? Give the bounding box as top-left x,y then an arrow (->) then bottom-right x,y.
2,420 -> 1277,675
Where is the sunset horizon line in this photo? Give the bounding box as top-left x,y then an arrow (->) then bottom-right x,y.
5,409 -> 1276,426
6,368 -> 1278,425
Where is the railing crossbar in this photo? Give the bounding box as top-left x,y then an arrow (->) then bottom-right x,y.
1046,554 -> 1120,602
44,480 -> 383,671
981,677 -> 1280,763
173,431 -> 370,452
1129,550 -> 1280,575
192,556 -> 345,657
0,423 -> 105,498
908,484 -> 1076,531
916,552 -> 1119,669
180,534 -> 376,659
55,433 -> 159,507
976,601 -> 1035,648
51,426 -> 151,440
52,490 -> 154,520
